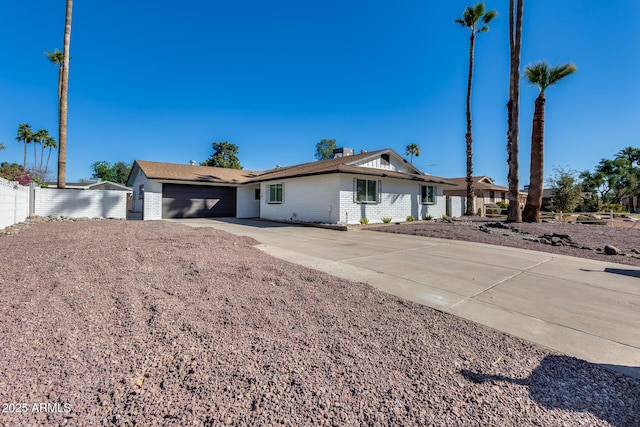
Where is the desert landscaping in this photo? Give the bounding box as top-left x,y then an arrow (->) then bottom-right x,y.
0,218 -> 638,425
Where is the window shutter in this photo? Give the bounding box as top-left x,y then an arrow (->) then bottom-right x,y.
353,178 -> 358,203
378,180 -> 382,203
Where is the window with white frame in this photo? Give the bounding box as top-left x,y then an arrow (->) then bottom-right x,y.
138,184 -> 144,200
421,185 -> 435,204
356,179 -> 378,203
268,183 -> 283,203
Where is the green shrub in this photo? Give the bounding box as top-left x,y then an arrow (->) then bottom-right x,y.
496,201 -> 509,209
406,215 -> 415,222
381,217 -> 392,223
422,214 -> 433,221
359,218 -> 369,225
601,203 -> 626,213
441,214 -> 449,220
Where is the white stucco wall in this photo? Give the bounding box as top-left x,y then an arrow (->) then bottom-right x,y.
260,174 -> 341,223
34,188 -> 129,219
338,175 -> 446,224
237,184 -> 260,218
446,195 -> 466,218
0,178 -> 30,229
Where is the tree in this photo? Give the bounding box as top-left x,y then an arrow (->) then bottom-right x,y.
315,138 -> 337,160
522,61 -> 576,222
616,146 -> 640,166
16,123 -> 34,169
455,3 -> 497,216
33,129 -> 51,172
90,161 -> 132,184
43,135 -> 58,178
547,168 -> 582,214
506,0 -> 523,223
201,142 -> 243,169
45,48 -> 65,102
57,0 -> 73,188
405,143 -> 420,165
581,154 -> 640,205
0,162 -> 33,186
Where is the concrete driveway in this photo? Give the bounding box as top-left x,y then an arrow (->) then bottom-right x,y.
170,218 -> 640,378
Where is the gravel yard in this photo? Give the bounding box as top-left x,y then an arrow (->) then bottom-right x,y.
0,220 -> 638,426
368,218 -> 640,267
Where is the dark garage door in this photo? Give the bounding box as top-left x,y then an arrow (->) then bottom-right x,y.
162,184 -> 237,218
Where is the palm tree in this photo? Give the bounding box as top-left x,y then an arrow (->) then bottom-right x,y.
455,3 -> 498,216
45,48 -> 65,102
506,0 -> 524,223
405,143 -> 420,165
615,146 -> 640,166
16,123 -> 34,169
43,135 -> 58,178
522,61 -> 576,223
33,129 -> 50,172
58,0 -> 73,188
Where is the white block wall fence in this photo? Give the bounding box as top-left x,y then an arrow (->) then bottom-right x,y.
0,177 -> 30,229
34,188 -> 129,219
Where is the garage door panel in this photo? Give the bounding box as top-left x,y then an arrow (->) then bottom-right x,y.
162,184 -> 236,218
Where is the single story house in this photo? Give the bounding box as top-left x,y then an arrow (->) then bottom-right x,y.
444,176 -> 527,216
126,148 -> 455,224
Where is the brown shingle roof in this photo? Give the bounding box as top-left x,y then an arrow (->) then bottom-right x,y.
249,149 -> 454,185
131,149 -> 455,186
446,176 -> 510,192
133,160 -> 262,184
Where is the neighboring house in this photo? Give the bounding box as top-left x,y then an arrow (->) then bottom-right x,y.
444,176 -> 527,216
126,148 -> 455,224
619,195 -> 638,213
45,180 -> 132,191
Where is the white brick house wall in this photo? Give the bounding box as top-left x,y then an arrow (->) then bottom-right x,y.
260,174 -> 341,223
34,188 -> 128,219
338,175 -> 446,224
130,171 -> 163,220
0,178 -> 30,229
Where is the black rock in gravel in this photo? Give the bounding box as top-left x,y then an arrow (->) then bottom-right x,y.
604,245 -> 621,255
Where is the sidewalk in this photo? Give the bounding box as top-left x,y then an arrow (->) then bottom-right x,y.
171,218 -> 640,378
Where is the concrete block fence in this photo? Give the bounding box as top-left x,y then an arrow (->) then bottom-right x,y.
0,177 -> 30,229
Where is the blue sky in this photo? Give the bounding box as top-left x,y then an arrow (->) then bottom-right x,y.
1,1 -> 638,185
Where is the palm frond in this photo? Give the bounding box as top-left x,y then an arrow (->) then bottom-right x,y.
548,63 -> 577,86
473,3 -> 486,17
483,10 -> 498,24
524,61 -> 551,92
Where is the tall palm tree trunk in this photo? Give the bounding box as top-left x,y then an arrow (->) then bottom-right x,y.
45,148 -> 53,177
58,0 -> 72,188
465,32 -> 476,216
506,0 -> 523,222
23,143 -> 27,170
522,94 -> 546,222
39,143 -> 45,173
